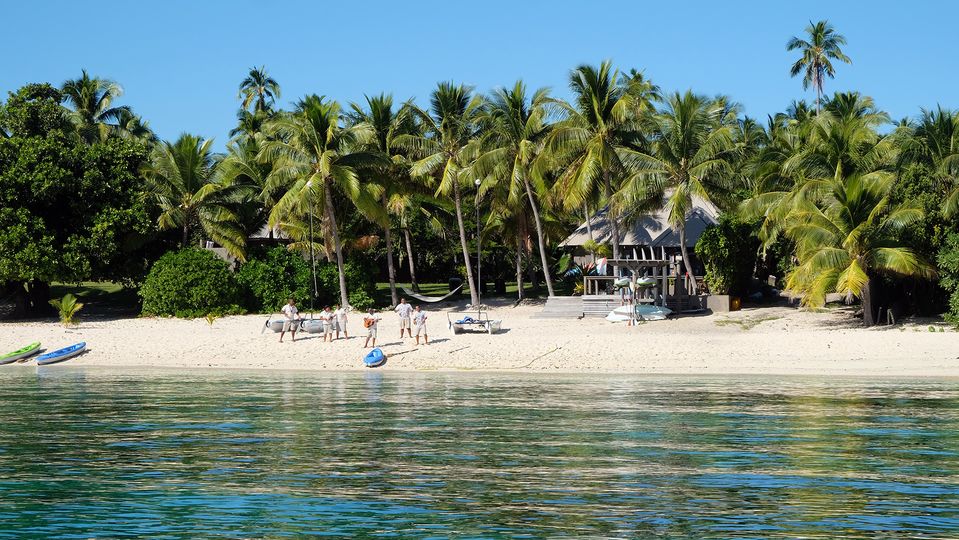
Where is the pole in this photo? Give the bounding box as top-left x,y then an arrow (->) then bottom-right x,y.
474,179 -> 482,312
306,182 -> 318,316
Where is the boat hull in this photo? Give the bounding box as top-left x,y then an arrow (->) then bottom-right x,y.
36,342 -> 86,365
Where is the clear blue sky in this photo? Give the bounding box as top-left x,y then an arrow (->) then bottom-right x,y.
3,1 -> 956,148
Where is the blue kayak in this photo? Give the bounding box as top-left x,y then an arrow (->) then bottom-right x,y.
36,342 -> 86,365
364,348 -> 386,368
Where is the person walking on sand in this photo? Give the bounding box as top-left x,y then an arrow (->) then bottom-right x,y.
280,298 -> 299,343
395,298 -> 413,339
320,306 -> 334,342
333,304 -> 348,340
363,309 -> 381,348
413,305 -> 428,345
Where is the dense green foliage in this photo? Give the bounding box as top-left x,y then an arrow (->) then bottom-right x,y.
140,249 -> 242,318
938,234 -> 959,325
695,217 -> 760,296
236,246 -> 311,312
318,261 -> 376,310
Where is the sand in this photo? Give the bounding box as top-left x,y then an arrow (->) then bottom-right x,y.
2,302 -> 957,376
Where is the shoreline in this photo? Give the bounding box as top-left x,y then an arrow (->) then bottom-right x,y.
2,304 -> 957,377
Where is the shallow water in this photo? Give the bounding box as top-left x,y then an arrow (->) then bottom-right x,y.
0,368 -> 957,538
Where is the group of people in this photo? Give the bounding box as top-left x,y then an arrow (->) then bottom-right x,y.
279,298 -> 429,348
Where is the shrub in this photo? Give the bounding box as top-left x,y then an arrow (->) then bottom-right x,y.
236,246 -> 312,312
140,248 -> 243,318
49,293 -> 83,326
695,216 -> 760,296
937,233 -> 959,325
318,260 -> 376,308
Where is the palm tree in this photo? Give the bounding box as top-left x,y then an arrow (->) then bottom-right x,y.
260,95 -> 383,307
896,106 -> 959,217
394,82 -> 485,306
787,20 -> 852,112
783,173 -> 933,325
238,66 -> 281,113
61,70 -> 130,143
474,81 -> 555,295
618,91 -> 737,294
115,109 -> 157,144
143,134 -> 247,259
219,135 -> 274,238
349,93 -> 412,306
541,62 -> 659,273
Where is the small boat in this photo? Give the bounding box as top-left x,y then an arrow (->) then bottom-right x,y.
0,342 -> 41,365
301,319 -> 324,334
36,342 -> 86,365
364,348 -> 386,368
264,320 -> 289,333
635,277 -> 657,288
605,305 -> 673,322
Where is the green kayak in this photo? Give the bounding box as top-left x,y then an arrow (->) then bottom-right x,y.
0,342 -> 41,365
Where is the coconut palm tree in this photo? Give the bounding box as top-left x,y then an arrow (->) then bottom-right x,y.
260,95 -> 383,307
617,91 -> 738,294
474,81 -> 556,295
783,172 -> 933,325
115,109 -> 157,144
61,70 -> 130,143
238,66 -> 281,113
541,62 -> 659,273
143,134 -> 247,259
787,20 -> 852,112
394,82 -> 485,306
219,135 -> 275,238
896,106 -> 959,217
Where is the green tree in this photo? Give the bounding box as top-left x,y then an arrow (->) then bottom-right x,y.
787,20 -> 852,112
60,70 -> 130,143
142,134 -> 247,259
260,95 -> 383,307
0,83 -> 152,317
474,81 -> 556,296
394,82 -> 485,306
238,65 -> 281,113
618,91 -> 738,294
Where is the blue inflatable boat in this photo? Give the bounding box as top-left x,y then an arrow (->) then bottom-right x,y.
364,348 -> 386,368
36,342 -> 86,365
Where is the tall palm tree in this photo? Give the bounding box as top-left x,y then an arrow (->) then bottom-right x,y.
787,20 -> 852,112
238,66 -> 281,113
115,109 -> 157,144
783,173 -> 933,325
394,82 -> 485,306
260,95 -> 383,307
541,62 -> 659,273
350,93 -> 414,305
61,70 -> 130,143
618,91 -> 737,294
143,134 -> 247,259
219,135 -> 274,238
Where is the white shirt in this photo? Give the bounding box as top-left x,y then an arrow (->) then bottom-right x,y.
333,308 -> 347,323
319,310 -> 333,321
281,304 -> 298,320
413,310 -> 427,325
395,303 -> 413,318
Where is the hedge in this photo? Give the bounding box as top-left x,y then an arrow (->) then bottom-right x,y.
140,248 -> 243,318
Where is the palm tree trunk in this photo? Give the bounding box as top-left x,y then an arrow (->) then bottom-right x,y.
383,197 -> 398,306
678,224 -> 698,296
323,181 -> 350,307
453,182 -> 479,306
583,203 -> 595,264
182,222 -> 190,248
515,229 -> 524,301
524,179 -> 555,297
403,227 -> 419,293
861,277 -> 877,327
603,173 -> 621,275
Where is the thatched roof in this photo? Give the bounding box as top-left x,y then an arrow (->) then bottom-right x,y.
560,197 -> 719,249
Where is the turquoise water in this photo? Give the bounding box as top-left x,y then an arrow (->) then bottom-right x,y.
0,368 -> 957,538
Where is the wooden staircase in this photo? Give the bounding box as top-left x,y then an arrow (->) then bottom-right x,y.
532,296 -> 584,319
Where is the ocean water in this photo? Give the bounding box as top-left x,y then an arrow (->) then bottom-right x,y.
0,368 -> 957,538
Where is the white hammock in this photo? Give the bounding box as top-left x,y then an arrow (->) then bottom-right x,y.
400,284 -> 463,303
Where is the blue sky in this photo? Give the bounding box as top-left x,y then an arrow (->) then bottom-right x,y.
3,1 -> 956,148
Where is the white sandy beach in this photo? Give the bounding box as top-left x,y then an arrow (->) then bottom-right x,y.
3,302 -> 958,376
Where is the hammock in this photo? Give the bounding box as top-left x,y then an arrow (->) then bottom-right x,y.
400,284 -> 463,303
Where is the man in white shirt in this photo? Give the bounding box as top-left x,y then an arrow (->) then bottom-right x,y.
280,298 -> 299,343
413,305 -> 428,345
363,309 -> 381,348
333,304 -> 348,340
319,306 -> 334,342
395,298 -> 413,338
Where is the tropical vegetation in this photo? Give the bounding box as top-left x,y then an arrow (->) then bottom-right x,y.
3,19 -> 959,326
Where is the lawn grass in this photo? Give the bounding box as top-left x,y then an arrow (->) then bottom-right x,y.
49,282 -> 140,316
373,280 -> 572,305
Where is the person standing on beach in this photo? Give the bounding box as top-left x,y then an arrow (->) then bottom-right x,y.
413,305 -> 428,345
280,298 -> 299,343
333,304 -> 348,340
363,309 -> 381,348
395,298 -> 413,339
320,306 -> 334,342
